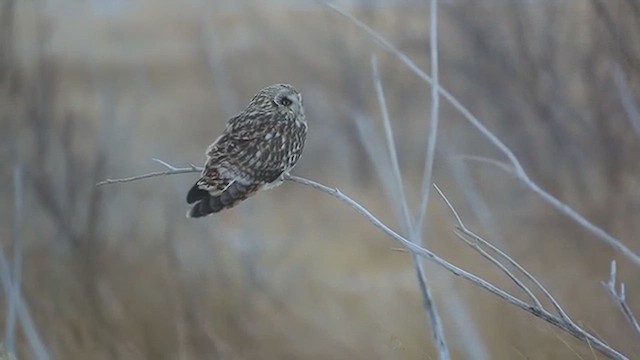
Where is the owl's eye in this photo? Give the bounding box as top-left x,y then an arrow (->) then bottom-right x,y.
279,96 -> 293,106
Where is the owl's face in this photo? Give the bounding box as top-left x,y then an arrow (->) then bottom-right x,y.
274,86 -> 304,119
249,84 -> 304,120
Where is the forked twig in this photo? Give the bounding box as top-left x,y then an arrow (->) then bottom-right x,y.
603,261 -> 640,336
96,159 -> 202,186
433,184 -> 573,323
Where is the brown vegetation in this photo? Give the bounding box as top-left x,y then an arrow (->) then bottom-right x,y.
0,0 -> 639,359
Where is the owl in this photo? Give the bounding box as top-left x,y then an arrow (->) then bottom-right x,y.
186,84 -> 307,217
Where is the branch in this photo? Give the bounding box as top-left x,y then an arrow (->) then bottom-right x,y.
319,0 -> 640,268
433,184 -> 573,323
0,161 -> 50,360
98,159 -> 628,359
370,55 -> 450,359
417,2 -> 451,355
285,174 -> 625,359
603,261 -> 640,336
450,155 -> 513,175
413,0 -> 441,240
96,159 -> 202,186
612,63 -> 640,137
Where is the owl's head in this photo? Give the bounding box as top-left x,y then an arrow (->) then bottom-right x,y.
249,83 -> 304,120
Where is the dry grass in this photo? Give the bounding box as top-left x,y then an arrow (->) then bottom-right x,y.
0,0 -> 639,359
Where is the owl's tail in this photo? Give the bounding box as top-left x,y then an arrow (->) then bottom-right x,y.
186,181 -> 257,218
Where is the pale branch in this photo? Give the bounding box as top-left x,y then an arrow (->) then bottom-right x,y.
6,162 -> 22,354
603,261 -> 640,336
612,64 -> 640,138
276,176 -> 625,359
433,184 -> 573,323
371,52 -> 450,359
371,56 -> 412,238
319,0 -> 640,268
0,162 -> 50,360
452,229 -> 543,310
450,155 -> 514,174
413,0 -> 441,241
96,159 -> 202,186
98,159 -> 627,360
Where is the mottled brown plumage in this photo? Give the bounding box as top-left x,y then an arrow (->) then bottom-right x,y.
186,84 -> 307,217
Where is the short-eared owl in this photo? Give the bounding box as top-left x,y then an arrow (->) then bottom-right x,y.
186,84 -> 307,217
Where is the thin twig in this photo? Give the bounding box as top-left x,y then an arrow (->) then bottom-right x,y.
371,54 -> 450,359
414,1 -> 450,357
612,64 -> 640,137
452,229 -> 543,309
434,184 -> 574,323
451,155 -> 514,175
603,261 -> 640,336
96,159 -> 201,186
5,162 -> 22,356
414,0 -> 441,240
0,162 -> 49,360
371,56 -> 412,234
446,146 -> 504,246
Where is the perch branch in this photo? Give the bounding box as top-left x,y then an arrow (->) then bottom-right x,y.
98,159 -> 628,360
96,159 -> 202,186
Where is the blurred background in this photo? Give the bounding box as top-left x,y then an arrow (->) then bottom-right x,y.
1,0 -> 639,359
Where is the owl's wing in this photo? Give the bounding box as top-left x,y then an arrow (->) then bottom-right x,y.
194,113 -> 278,193
185,114 -> 279,212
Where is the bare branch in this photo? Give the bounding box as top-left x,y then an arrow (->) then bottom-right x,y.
285,174 -> 625,359
96,160 -> 201,186
98,161 -> 628,359
433,184 -> 574,323
415,1 -> 450,357
0,161 -> 50,360
453,229 -> 543,309
320,0 -> 640,267
413,0 -> 441,241
451,155 -> 514,175
603,261 -> 640,336
371,56 -> 412,233
371,53 -> 450,359
5,162 -> 22,355
612,62 -> 640,137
